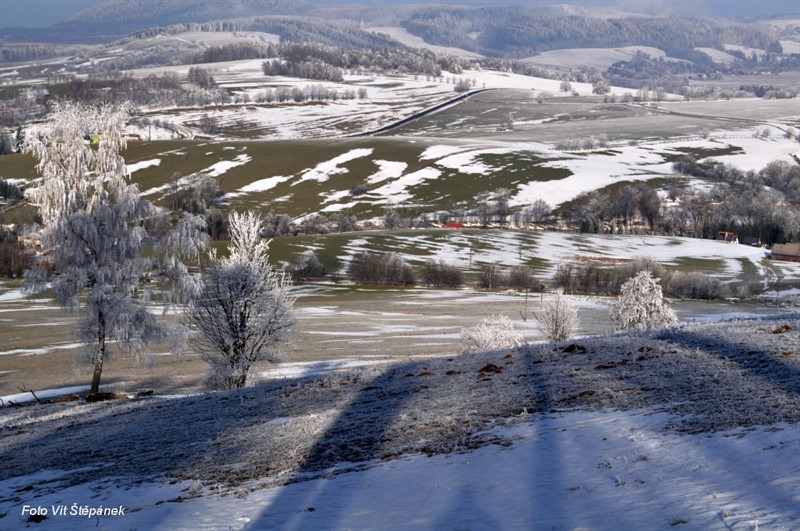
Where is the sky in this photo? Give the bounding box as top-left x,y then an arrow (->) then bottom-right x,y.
0,0 -> 797,28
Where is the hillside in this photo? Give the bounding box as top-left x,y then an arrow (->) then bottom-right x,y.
1,0 -> 789,59
1,315 -> 798,529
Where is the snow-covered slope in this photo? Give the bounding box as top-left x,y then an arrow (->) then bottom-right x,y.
1,315 -> 798,530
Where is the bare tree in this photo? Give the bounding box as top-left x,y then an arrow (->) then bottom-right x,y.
493,188 -> 511,225
479,263 -> 504,289
23,102 -> 207,396
529,198 -> 551,223
188,211 -> 295,390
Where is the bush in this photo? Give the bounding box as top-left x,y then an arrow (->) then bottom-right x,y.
349,184 -> 368,196
460,315 -> 522,354
0,179 -> 24,201
168,175 -> 220,215
535,290 -> 578,342
187,67 -> 216,89
197,114 -> 221,135
664,271 -> 722,299
0,230 -> 33,277
289,250 -> 325,281
422,259 -> 463,288
454,79 -> 472,93
610,271 -> 677,330
348,251 -> 414,286
507,265 -> 535,290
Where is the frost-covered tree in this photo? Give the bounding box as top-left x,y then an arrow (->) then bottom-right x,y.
610,271 -> 677,331
535,289 -> 578,342
187,211 -> 296,390
23,102 -> 207,396
461,315 -> 522,354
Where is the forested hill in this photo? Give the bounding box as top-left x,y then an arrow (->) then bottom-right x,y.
0,0 -> 310,43
0,0 -> 787,56
402,9 -> 785,58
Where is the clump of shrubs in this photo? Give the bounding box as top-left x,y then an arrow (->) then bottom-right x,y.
349,184 -> 368,196
663,271 -> 722,300
555,256 -> 723,300
422,259 -> 463,287
348,251 -> 414,286
479,264 -> 538,290
288,250 -> 325,281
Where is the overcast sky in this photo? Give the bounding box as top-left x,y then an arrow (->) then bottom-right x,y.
0,0 -> 797,28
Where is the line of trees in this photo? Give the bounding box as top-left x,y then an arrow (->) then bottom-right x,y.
384,194 -> 553,231
48,73 -> 230,108
252,84 -> 367,103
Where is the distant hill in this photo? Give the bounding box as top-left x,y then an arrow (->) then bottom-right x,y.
0,0 -> 788,57
0,0 -> 310,43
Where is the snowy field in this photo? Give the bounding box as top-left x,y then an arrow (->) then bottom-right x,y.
133,64 -> 615,141
524,45 -> 676,71
1,315 -> 798,530
114,120 -> 799,222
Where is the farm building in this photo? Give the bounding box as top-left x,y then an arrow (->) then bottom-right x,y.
770,243 -> 800,262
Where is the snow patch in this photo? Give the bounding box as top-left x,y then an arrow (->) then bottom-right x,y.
125,158 -> 161,174
295,149 -> 374,184
204,154 -> 252,177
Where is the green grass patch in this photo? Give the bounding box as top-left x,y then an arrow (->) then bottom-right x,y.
0,152 -> 40,183
11,137 -> 579,224
664,145 -> 744,162
0,203 -> 39,225
737,257 -> 759,278
672,256 -> 726,274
